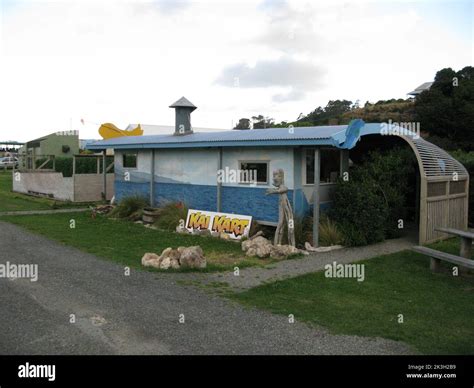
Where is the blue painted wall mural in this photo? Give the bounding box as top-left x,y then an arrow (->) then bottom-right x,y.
113,147 -> 328,224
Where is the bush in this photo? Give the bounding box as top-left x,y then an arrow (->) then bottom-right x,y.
319,216 -> 344,246
293,216 -> 312,248
109,195 -> 148,219
329,147 -> 415,246
35,156 -> 114,177
360,148 -> 416,238
449,150 -> 474,227
153,201 -> 188,231
329,174 -> 389,246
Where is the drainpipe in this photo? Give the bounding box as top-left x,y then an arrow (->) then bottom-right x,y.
150,149 -> 155,207
312,148 -> 320,247
217,147 -> 223,212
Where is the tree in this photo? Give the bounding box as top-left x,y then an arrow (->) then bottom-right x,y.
233,118 -> 251,130
415,66 -> 474,150
251,115 -> 275,129
296,100 -> 353,126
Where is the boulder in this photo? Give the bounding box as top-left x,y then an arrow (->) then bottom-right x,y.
271,244 -> 301,259
141,246 -> 207,270
179,246 -> 207,268
242,236 -> 307,259
159,257 -> 172,269
170,258 -> 181,269
242,236 -> 274,258
141,252 -> 161,268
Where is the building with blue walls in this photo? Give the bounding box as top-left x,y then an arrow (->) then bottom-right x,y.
87,97 -> 469,245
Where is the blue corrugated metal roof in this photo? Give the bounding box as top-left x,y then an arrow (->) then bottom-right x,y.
86,122 -> 413,150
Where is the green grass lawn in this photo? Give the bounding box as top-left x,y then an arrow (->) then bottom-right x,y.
0,171 -> 94,212
1,212 -> 271,272
230,241 -> 474,355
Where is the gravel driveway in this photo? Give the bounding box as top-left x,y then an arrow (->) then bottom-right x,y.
0,221 -> 414,355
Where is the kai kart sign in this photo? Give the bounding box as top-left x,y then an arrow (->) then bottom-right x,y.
185,209 -> 252,240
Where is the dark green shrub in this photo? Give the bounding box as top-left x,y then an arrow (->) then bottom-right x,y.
35,156 -> 114,177
329,147 -> 415,246
361,148 -> 416,238
450,150 -> 474,227
329,173 -> 389,246
293,216 -> 312,248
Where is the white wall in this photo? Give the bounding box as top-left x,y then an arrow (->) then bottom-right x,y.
13,172 -> 74,201
221,147 -> 294,189
115,147 -> 295,188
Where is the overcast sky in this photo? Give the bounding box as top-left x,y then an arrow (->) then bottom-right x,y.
0,0 -> 472,141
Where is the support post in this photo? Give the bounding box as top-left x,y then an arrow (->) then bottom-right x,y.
459,237 -> 472,274
97,156 -> 100,174
72,155 -> 76,176
217,147 -> 223,212
312,148 -> 320,247
340,149 -> 349,178
430,257 -> 441,272
150,149 -> 155,207
102,150 -> 107,201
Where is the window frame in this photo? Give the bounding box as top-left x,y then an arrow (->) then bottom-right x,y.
122,152 -> 138,169
237,160 -> 270,185
303,148 -> 342,186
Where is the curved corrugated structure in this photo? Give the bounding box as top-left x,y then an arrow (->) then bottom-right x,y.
410,136 -> 468,178
384,133 -> 469,244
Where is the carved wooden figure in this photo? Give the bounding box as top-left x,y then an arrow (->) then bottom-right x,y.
266,169 -> 295,247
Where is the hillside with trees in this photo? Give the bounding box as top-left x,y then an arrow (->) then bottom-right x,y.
234,66 -> 473,151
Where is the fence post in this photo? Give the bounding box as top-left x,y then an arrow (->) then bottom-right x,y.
102,151 -> 107,201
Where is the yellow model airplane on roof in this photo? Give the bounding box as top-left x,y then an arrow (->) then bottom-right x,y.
99,123 -> 143,139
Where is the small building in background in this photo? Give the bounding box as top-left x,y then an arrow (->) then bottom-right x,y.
407,82 -> 433,97
18,130 -> 79,169
21,130 -> 79,159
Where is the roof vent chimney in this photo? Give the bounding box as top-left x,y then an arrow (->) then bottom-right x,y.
169,97 -> 197,136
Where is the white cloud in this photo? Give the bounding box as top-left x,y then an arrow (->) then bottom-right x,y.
0,0 -> 471,142
215,56 -> 325,101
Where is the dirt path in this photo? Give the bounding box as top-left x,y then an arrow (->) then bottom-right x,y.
202,238 -> 414,291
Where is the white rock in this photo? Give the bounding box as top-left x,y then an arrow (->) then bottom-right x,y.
179,246 -> 207,268
141,252 -> 161,267
159,257 -> 171,269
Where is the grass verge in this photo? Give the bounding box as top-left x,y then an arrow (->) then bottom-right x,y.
0,212 -> 273,272
229,240 -> 474,354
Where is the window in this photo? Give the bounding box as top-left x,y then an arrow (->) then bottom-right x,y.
239,161 -> 268,184
305,149 -> 340,184
123,153 -> 137,168
320,149 -> 340,183
305,151 -> 315,184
